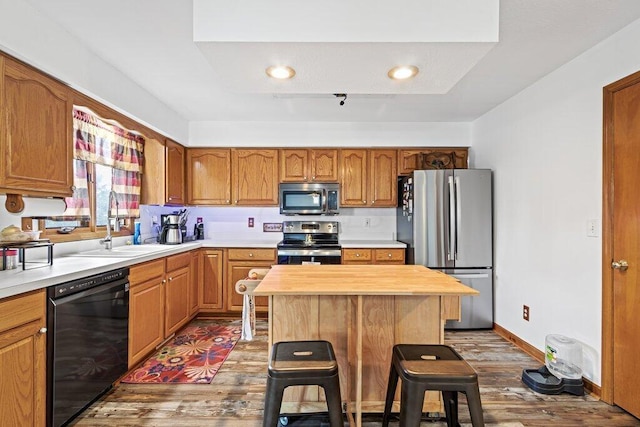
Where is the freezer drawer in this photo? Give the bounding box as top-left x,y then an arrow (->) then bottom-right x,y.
444,269 -> 493,329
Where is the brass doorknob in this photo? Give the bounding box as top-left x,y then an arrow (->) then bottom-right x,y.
612,260 -> 629,271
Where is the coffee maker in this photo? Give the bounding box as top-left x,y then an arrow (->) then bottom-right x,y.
159,214 -> 182,244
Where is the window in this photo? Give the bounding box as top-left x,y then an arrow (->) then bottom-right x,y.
37,107 -> 144,240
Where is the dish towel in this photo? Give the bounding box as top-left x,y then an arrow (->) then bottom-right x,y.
241,293 -> 256,341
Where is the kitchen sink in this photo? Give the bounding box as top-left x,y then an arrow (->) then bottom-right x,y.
68,245 -> 174,258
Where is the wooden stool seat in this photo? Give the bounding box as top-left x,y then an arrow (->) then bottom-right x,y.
382,344 -> 485,427
263,340 -> 343,427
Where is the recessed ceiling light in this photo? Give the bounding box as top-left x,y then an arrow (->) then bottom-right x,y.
388,65 -> 419,80
266,65 -> 296,79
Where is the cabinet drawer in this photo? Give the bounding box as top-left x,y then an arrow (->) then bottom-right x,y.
228,248 -> 275,261
130,259 -> 165,285
166,251 -> 191,272
342,249 -> 372,262
374,249 -> 405,263
0,289 -> 45,334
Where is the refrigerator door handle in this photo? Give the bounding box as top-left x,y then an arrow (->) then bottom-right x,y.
448,176 -> 456,261
454,175 -> 462,261
450,273 -> 490,279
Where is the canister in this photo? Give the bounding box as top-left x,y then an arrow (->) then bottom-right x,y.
1,249 -> 19,270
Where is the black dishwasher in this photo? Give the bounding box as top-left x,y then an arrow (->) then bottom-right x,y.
47,268 -> 129,427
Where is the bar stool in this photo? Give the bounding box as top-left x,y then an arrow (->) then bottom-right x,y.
235,268 -> 269,340
382,344 -> 484,427
263,340 -> 343,427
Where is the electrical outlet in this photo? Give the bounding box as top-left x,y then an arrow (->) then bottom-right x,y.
364,218 -> 371,228
523,305 -> 530,321
587,219 -> 599,237
248,217 -> 254,228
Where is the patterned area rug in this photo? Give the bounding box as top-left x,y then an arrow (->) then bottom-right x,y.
121,320 -> 241,384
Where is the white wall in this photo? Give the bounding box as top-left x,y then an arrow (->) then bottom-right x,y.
189,121 -> 471,147
472,17 -> 640,385
0,0 -> 188,142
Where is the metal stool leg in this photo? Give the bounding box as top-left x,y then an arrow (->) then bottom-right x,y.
464,383 -> 485,427
400,382 -> 425,427
263,377 -> 285,427
382,364 -> 399,427
442,390 -> 459,427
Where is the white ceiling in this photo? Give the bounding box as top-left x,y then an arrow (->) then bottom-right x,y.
24,0 -> 640,123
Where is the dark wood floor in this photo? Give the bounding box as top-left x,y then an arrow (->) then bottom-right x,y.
71,319 -> 640,426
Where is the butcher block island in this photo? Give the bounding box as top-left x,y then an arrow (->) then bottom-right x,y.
253,264 -> 479,427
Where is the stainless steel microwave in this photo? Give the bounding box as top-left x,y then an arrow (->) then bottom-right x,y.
279,183 -> 340,215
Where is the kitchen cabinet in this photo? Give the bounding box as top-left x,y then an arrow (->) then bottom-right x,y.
232,149 -> 278,205
226,248 -> 275,312
128,252 -> 193,367
0,289 -> 46,426
0,54 -> 73,197
342,248 -> 405,265
140,137 -> 166,205
189,250 -> 201,316
340,149 -> 397,207
187,148 -> 232,205
165,139 -> 185,205
280,148 -> 339,182
397,148 -> 469,175
200,249 -> 224,311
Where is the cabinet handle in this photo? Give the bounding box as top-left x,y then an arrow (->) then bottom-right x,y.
356,253 -> 360,257
168,277 -> 173,282
371,200 -> 375,204
249,253 -> 254,257
363,200 -> 366,204
303,176 -> 307,180
226,200 -> 230,203
39,327 -> 47,334
388,253 -> 392,258
235,200 -> 238,203
162,279 -> 167,284
312,176 -> 315,180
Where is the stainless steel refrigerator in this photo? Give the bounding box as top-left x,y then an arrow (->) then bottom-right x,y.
397,169 -> 493,329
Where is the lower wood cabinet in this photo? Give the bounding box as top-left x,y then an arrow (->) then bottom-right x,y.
0,289 -> 46,427
200,249 -> 224,310
342,248 -> 405,265
226,248 -> 275,313
128,251 -> 194,368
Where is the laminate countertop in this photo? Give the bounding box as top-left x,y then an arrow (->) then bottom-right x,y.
0,239 -> 406,300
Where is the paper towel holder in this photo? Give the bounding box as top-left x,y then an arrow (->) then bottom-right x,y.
5,194 -> 25,213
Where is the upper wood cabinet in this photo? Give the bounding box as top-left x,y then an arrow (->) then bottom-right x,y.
340,149 -> 397,207
232,149 -> 278,205
165,139 -> 185,205
187,148 -> 232,205
0,55 -> 73,197
398,148 -> 469,175
280,148 -> 339,182
141,137 -> 166,205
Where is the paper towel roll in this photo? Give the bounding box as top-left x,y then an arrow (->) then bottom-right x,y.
0,195 -> 67,217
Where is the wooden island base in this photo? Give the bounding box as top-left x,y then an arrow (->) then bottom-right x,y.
254,265 -> 478,427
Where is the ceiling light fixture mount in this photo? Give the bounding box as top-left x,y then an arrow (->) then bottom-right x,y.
334,93 -> 347,106
387,65 -> 419,80
266,65 -> 296,79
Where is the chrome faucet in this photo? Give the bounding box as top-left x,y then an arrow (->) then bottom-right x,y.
101,190 -> 120,250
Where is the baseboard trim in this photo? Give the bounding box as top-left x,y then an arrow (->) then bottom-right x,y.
492,323 -> 601,398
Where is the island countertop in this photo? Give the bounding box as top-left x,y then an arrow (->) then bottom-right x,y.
253,264 -> 479,296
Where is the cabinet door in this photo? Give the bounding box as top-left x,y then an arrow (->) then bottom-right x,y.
128,277 -> 164,367
201,249 -> 224,310
397,148 -> 469,175
189,250 -> 201,315
164,265 -> 190,336
369,149 -> 397,207
141,137 -> 166,205
165,139 -> 185,204
0,290 -> 46,427
0,56 -> 73,196
280,149 -> 309,182
311,149 -> 339,182
187,148 -> 231,205
227,261 -> 271,312
340,149 -> 368,206
233,149 -> 279,205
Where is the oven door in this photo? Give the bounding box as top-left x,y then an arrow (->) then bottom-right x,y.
277,248 -> 342,264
